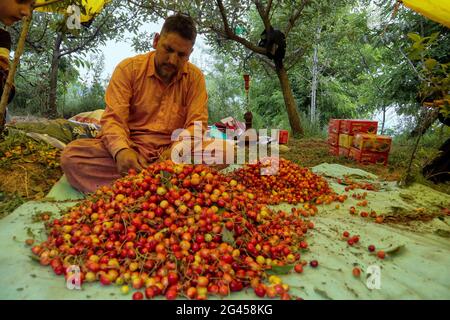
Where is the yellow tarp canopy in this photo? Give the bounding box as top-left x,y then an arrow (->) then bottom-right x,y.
34,0 -> 110,22
402,0 -> 450,28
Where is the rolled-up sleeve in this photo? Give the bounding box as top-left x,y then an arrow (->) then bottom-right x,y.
100,61 -> 133,159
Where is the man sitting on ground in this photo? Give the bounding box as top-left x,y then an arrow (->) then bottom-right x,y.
61,14 -> 233,193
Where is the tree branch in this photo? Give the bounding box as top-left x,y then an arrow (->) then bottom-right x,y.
127,0 -> 207,35
127,0 -> 159,12
356,46 -> 383,92
398,46 -> 427,82
216,0 -> 266,55
253,0 -> 271,32
266,0 -> 274,18
59,20 -> 107,57
256,54 -> 276,70
285,47 -> 306,70
34,18 -> 50,44
10,24 -> 44,52
269,0 -> 281,21
261,62 -> 273,77
379,33 -> 428,83
284,0 -> 309,37
60,7 -> 138,58
17,72 -> 37,87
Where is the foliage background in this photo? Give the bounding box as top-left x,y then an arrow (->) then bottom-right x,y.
3,0 -> 449,146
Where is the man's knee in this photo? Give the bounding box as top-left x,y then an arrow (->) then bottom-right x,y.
60,140 -> 92,172
60,144 -> 76,172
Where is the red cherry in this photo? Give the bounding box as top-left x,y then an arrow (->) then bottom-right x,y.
254,285 -> 266,297
377,250 -> 385,259
294,264 -> 303,273
352,267 -> 361,277
132,291 -> 144,300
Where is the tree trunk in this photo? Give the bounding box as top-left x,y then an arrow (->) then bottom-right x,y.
310,45 -> 318,124
381,105 -> 386,134
275,64 -> 304,137
47,32 -> 63,118
0,15 -> 32,133
409,108 -> 439,137
310,25 -> 321,124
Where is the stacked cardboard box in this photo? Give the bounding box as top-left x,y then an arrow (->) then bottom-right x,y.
338,134 -> 353,157
328,119 -> 379,157
327,119 -> 341,155
338,120 -> 378,158
328,119 -> 341,134
349,133 -> 392,166
340,120 -> 378,135
352,133 -> 392,152
349,148 -> 389,166
278,130 -> 289,144
328,119 -> 392,165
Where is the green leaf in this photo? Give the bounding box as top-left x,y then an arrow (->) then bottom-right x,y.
428,32 -> 440,44
160,170 -> 173,188
407,32 -> 422,43
345,173 -> 373,180
221,228 -> 235,245
160,170 -> 171,180
408,51 -> 422,61
384,244 -> 405,256
412,42 -> 425,51
266,264 -> 295,275
29,255 -> 40,263
314,288 -> 333,300
26,227 -> 35,238
424,59 -> 438,71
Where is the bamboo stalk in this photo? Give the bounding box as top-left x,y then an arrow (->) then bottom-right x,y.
0,15 -> 33,133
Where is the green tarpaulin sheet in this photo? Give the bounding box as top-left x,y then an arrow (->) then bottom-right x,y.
1,164 -> 449,299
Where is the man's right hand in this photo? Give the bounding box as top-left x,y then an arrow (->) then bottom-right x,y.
115,148 -> 149,176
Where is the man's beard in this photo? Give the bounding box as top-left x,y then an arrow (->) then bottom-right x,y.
159,63 -> 177,80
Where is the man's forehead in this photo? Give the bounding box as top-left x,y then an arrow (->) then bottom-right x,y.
160,33 -> 194,51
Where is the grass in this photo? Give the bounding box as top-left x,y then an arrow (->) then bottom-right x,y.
0,192 -> 25,219
0,131 -> 63,218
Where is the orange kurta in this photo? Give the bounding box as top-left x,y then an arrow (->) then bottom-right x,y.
101,50 -> 208,160
61,51 -> 209,193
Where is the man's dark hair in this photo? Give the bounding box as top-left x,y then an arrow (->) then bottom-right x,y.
161,14 -> 197,44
